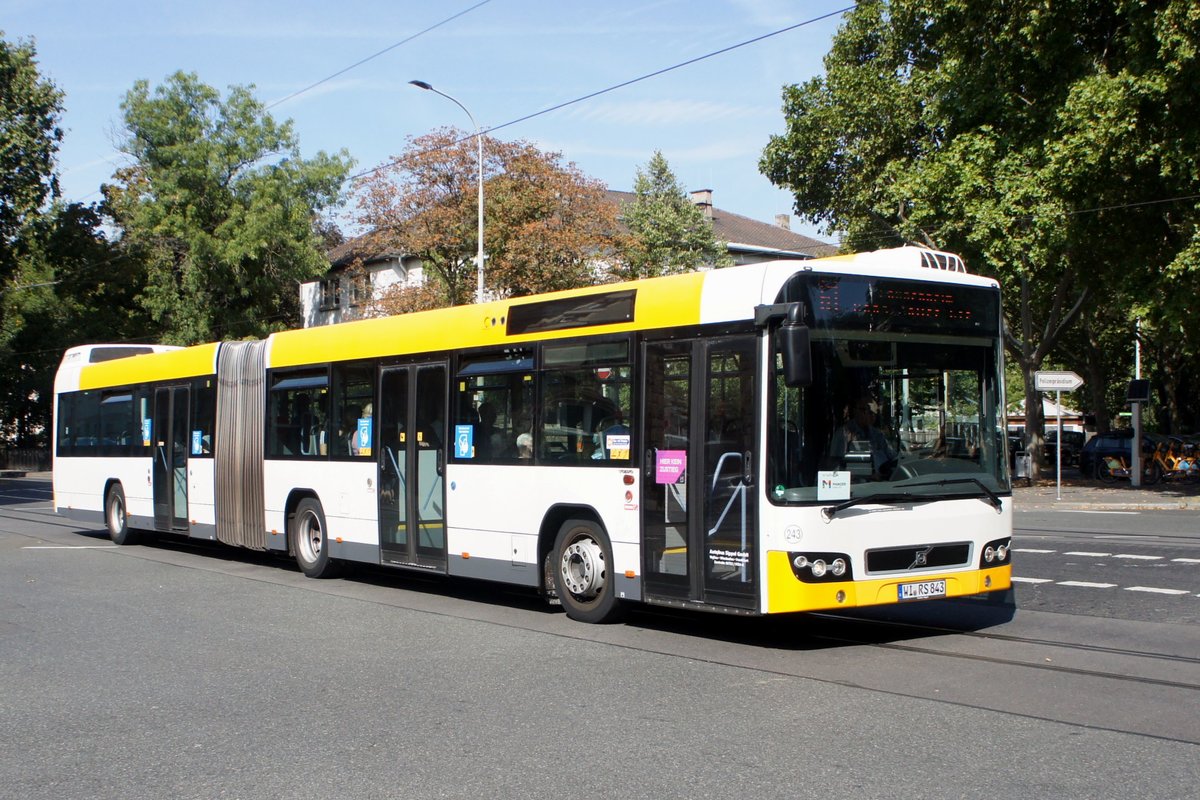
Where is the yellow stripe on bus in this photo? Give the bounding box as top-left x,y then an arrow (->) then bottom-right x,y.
77,342 -> 220,390
268,271 -> 707,369
764,550 -> 1012,614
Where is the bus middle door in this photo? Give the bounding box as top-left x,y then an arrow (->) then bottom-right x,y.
152,385 -> 191,532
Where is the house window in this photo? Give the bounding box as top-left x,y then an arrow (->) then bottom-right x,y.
319,278 -> 342,311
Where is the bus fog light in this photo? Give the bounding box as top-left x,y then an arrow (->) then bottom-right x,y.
792,555 -> 808,570
831,558 -> 847,577
997,544 -> 1008,561
984,546 -> 995,563
810,559 -> 827,578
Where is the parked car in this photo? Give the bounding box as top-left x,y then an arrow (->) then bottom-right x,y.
1078,430 -> 1162,478
1043,429 -> 1085,466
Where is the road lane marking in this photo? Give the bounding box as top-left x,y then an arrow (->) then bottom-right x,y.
1057,581 -> 1117,589
1012,576 -> 1053,583
1172,558 -> 1200,564
1058,510 -> 1139,515
1125,586 -> 1190,596
1064,551 -> 1112,557
1015,548 -> 1056,554
22,545 -> 117,550
1113,554 -> 1163,561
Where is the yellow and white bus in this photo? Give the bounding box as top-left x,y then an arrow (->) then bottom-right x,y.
53,246 -> 1012,623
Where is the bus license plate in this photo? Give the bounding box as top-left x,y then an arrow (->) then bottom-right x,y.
898,579 -> 947,601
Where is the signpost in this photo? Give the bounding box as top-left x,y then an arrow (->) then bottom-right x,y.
1034,371 -> 1084,500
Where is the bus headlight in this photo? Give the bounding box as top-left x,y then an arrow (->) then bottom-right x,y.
979,538 -> 1012,568
786,552 -> 853,583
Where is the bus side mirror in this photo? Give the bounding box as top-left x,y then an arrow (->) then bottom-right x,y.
778,304 -> 812,387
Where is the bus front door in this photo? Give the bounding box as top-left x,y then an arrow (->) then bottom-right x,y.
152,385 -> 190,532
641,336 -> 758,610
378,362 -> 447,571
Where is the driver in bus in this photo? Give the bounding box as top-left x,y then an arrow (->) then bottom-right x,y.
830,394 -> 897,480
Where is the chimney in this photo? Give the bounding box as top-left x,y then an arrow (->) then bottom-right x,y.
775,214 -> 791,230
690,189 -> 713,219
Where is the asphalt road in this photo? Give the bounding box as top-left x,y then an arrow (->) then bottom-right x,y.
2,477 -> 1197,799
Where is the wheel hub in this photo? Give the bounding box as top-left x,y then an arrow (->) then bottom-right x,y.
560,538 -> 605,599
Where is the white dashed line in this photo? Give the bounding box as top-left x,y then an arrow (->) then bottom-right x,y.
1125,586 -> 1190,595
1015,548 -> 1056,554
1113,554 -> 1163,561
1172,558 -> 1200,564
1064,551 -> 1112,557
22,545 -> 118,550
1011,576 -> 1053,584
1057,581 -> 1117,589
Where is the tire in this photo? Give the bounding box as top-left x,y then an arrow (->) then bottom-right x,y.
1142,461 -> 1162,486
105,484 -> 141,545
1096,458 -> 1117,483
552,519 -> 623,624
290,498 -> 340,578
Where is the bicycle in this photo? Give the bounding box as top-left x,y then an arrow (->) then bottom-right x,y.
1096,452 -> 1161,485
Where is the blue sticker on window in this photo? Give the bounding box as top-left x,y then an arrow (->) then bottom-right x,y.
454,424 -> 474,458
191,430 -> 203,455
356,417 -> 373,457
142,418 -> 152,447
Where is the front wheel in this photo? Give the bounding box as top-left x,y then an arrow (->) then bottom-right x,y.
1096,458 -> 1117,483
105,484 -> 141,545
290,498 -> 340,578
552,519 -> 623,624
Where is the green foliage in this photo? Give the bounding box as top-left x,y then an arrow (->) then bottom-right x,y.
105,71 -> 353,344
616,151 -> 731,279
0,32 -> 63,278
761,0 -> 1200,450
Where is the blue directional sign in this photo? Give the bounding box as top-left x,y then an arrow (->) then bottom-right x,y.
356,417 -> 373,457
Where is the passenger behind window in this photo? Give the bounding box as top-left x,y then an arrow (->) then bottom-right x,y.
516,432 -> 533,459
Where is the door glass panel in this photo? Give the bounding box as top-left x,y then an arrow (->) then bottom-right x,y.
641,343 -> 692,596
703,343 -> 756,600
153,389 -> 171,528
171,388 -> 190,528
414,365 -> 446,560
379,368 -> 408,550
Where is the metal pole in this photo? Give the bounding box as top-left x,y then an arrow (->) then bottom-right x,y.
1131,321 -> 1142,487
409,81 -> 485,304
1056,390 -> 1063,501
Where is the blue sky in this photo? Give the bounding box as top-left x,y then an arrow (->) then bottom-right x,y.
3,0 -> 850,242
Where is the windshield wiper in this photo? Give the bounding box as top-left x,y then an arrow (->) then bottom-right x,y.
821,492 -> 932,521
821,478 -> 1003,521
899,478 -> 1004,512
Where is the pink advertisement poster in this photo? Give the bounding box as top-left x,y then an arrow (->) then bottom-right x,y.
655,450 -> 687,484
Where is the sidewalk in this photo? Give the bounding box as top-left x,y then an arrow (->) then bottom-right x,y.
1013,472 -> 1200,511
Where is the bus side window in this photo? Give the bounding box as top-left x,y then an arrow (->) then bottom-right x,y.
453,349 -> 534,463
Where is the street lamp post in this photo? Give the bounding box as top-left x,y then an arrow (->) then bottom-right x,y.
409,80 -> 485,304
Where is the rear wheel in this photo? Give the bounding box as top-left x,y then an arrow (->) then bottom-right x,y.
552,519 -> 623,624
1096,458 -> 1117,483
290,498 -> 340,578
105,484 -> 141,545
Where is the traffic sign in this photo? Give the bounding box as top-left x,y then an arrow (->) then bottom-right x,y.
1034,370 -> 1084,392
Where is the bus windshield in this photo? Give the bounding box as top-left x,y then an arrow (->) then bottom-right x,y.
767,273 -> 1009,504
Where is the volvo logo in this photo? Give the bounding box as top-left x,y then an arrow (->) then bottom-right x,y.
910,546 -> 933,570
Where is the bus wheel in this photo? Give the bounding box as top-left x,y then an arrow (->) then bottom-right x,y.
553,519 -> 623,624
291,498 -> 339,579
105,484 -> 140,546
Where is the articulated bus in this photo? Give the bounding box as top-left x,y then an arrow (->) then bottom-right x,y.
53,246 -> 1012,623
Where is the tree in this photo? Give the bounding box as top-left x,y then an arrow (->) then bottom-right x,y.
616,151 -> 731,280
760,0 -> 1200,473
0,33 -> 63,278
354,127 -> 623,308
105,71 -> 353,344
